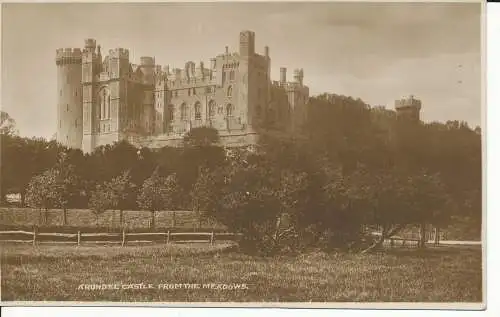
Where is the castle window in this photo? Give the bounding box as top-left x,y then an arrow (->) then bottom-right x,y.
226,104 -> 234,117
229,70 -> 235,81
227,85 -> 232,97
193,88 -> 196,96
168,105 -> 175,121
67,104 -> 69,112
107,95 -> 111,119
194,102 -> 202,120
181,103 -> 188,121
208,100 -> 216,118
74,119 -> 77,128
75,89 -> 78,97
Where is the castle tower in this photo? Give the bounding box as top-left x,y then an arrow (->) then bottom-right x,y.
140,56 -> 155,134
238,30 -> 257,128
55,47 -> 83,149
81,39 -> 102,153
107,48 -> 130,136
395,95 -> 422,121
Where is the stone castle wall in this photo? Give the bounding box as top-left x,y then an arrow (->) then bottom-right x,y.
57,30 -> 311,153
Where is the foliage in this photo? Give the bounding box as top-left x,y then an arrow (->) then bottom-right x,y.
25,169 -> 59,211
107,170 -> 137,212
0,111 -> 18,136
88,184 -> 114,224
137,168 -> 179,212
183,126 -> 220,148
2,93 -> 481,254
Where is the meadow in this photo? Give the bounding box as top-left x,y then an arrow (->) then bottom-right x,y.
1,242 -> 482,302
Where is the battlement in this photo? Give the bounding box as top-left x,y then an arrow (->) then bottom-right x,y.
140,56 -> 155,66
395,95 -> 422,109
84,38 -> 97,49
56,48 -> 83,65
109,48 -> 130,59
272,80 -> 303,90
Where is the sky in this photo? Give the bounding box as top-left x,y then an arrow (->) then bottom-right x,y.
1,1 -> 482,139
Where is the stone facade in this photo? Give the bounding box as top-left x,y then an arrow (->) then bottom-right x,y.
55,31 -> 310,153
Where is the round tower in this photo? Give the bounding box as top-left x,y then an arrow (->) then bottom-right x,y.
395,95 -> 422,121
56,47 -> 83,149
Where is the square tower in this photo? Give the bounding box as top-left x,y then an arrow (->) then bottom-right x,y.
239,30 -> 255,57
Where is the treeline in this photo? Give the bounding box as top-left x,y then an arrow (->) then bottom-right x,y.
0,95 -> 481,253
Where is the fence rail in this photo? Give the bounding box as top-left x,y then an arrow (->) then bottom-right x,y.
0,228 -> 242,247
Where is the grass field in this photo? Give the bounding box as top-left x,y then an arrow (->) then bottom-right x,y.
0,243 -> 482,302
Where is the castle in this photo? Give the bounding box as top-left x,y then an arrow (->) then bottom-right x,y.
56,30 -> 310,153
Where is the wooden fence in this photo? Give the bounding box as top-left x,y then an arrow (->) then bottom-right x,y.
0,228 -> 242,247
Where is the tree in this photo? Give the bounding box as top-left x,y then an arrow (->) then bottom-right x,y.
88,184 -> 113,225
345,167 -> 415,253
190,167 -> 224,228
137,168 -> 179,229
25,169 -> 58,224
183,126 -> 220,148
52,151 -> 81,225
0,111 -> 18,136
107,170 -> 136,226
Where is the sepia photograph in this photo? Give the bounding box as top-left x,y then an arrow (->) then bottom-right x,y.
0,0 -> 484,308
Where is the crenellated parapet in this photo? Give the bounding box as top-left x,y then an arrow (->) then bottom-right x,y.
109,48 -> 130,59
395,95 -> 422,110
56,48 -> 82,65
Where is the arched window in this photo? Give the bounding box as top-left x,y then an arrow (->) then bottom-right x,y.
180,103 -> 188,121
208,100 -> 216,118
226,104 -> 234,117
227,85 -> 232,97
107,95 -> 111,119
99,88 -> 110,120
168,105 -> 175,121
194,102 -> 202,120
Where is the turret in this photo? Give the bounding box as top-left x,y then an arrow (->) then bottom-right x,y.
293,68 -> 304,86
280,67 -> 287,83
239,30 -> 255,57
55,47 -> 83,149
140,56 -> 155,85
109,48 -> 130,79
395,95 -> 422,121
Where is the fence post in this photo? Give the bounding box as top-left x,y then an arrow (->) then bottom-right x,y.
434,226 -> 440,246
77,231 -> 81,246
121,227 -> 126,247
166,230 -> 170,244
32,225 -> 37,247
210,231 -> 215,245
